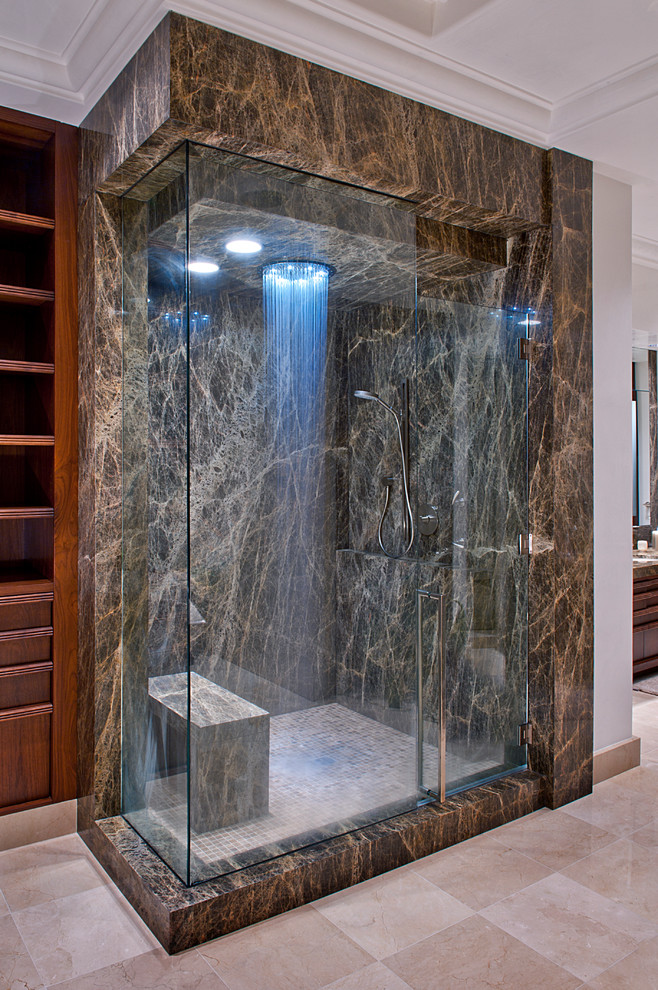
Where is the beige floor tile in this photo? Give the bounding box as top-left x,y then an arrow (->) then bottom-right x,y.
13,883 -> 157,985
630,724 -> 658,750
628,820 -> 658,847
632,691 -> 656,707
0,799 -> 76,853
481,872 -> 658,982
313,869 -> 473,959
584,934 -> 658,989
604,765 -> 658,796
322,961 -> 413,989
562,836 -> 658,922
39,947 -> 230,990
561,778 -> 657,836
492,808 -> 615,870
412,832 -> 553,910
385,915 -> 581,990
0,887 -> 9,917
0,833 -> 106,911
199,904 -> 374,990
0,914 -> 45,990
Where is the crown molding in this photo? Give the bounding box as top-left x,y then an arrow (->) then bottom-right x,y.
633,235 -> 658,271
550,54 -> 658,142
0,0 -> 655,156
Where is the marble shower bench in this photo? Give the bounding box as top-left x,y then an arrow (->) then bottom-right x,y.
148,672 -> 270,832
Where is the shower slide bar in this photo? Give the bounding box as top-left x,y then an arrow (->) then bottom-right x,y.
416,588 -> 446,802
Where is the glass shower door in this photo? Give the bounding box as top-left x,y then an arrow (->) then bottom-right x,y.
416,300 -> 529,798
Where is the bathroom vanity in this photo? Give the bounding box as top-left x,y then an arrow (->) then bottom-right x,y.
633,555 -> 658,677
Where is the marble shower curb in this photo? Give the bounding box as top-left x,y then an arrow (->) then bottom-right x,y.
79,770 -> 542,953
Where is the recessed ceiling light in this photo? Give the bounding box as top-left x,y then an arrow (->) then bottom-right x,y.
188,261 -> 219,274
225,239 -> 263,254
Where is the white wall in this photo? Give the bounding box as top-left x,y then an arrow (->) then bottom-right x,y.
632,261 -> 658,340
593,172 -> 633,752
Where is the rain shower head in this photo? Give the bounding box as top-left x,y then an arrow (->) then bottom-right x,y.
354,389 -> 380,401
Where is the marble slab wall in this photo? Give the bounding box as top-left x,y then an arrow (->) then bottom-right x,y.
78,7 -> 592,881
336,288 -> 528,767
547,150 -> 594,807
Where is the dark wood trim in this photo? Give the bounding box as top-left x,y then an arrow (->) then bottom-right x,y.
0,796 -> 53,816
51,121 -> 78,803
0,592 -> 53,605
0,105 -> 57,147
0,626 -> 53,642
0,360 -> 55,375
0,210 -> 54,235
0,507 -> 54,519
0,435 -> 55,446
0,661 -> 53,677
0,286 -> 55,306
0,109 -> 77,811
0,568 -> 54,599
0,702 -> 52,721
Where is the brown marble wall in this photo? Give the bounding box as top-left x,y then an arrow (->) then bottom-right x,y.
77,16 -> 172,827
545,150 -> 593,807
77,7 -> 593,923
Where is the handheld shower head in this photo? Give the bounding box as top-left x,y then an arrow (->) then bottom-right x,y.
352,384 -> 415,557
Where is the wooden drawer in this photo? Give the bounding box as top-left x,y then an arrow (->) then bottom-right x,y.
0,663 -> 51,709
0,598 -> 51,632
0,627 -> 51,666
644,627 -> 658,659
0,709 -> 50,807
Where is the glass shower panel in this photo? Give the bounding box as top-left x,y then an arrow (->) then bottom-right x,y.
121,140 -> 530,887
183,144 -> 419,882
416,300 -> 528,796
121,146 -> 191,882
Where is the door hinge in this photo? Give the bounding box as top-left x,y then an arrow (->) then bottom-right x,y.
518,533 -> 533,556
518,722 -> 533,746
517,337 -> 533,362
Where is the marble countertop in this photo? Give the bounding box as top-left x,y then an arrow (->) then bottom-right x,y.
633,550 -> 658,577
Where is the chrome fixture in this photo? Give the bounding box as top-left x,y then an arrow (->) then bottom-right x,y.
354,385 -> 414,556
418,503 -> 438,536
416,589 -> 445,800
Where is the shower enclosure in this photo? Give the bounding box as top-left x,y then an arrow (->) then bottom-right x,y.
121,141 -> 529,886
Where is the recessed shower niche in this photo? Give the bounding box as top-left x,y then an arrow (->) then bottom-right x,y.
121,140 -> 530,886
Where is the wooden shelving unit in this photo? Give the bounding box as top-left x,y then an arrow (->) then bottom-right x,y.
0,107 -> 77,814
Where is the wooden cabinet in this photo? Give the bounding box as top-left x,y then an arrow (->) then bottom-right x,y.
0,108 -> 77,813
633,570 -> 658,678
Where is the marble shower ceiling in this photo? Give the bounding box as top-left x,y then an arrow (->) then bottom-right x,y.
0,0 -> 656,254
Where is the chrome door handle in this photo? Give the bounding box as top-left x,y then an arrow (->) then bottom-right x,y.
416,589 -> 446,801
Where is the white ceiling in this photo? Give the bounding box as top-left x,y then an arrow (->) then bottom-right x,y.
0,0 -> 657,274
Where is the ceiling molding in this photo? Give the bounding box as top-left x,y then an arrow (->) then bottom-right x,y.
551,54 -> 658,142
633,235 -> 658,271
0,0 -> 655,158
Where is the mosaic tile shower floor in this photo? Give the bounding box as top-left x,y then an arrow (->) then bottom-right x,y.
136,703 -> 502,875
